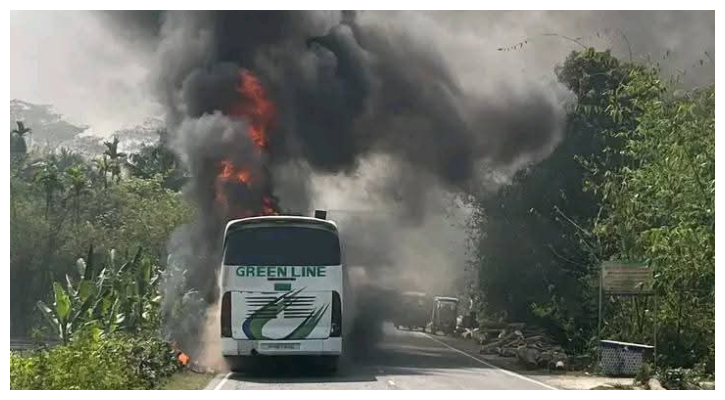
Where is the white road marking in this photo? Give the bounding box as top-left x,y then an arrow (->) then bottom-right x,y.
420,333 -> 558,390
212,372 -> 233,390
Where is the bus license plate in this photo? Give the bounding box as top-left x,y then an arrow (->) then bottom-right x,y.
261,342 -> 300,350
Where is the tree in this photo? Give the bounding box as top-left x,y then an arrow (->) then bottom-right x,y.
127,131 -> 186,191
11,142 -> 191,337
65,165 -> 89,223
11,121 -> 32,155
470,49 -> 642,351
103,137 -> 126,184
33,160 -> 64,219
93,155 -> 111,189
55,148 -> 85,172
588,73 -> 714,370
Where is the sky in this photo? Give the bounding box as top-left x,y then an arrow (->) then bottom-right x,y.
10,10 -> 714,135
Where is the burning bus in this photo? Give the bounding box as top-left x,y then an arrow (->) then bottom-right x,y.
219,210 -> 343,373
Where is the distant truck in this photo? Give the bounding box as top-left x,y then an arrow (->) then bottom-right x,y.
429,296 -> 459,335
392,291 -> 431,331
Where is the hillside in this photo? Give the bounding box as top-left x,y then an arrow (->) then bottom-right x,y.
10,99 -> 163,156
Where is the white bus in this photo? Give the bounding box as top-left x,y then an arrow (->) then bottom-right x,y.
220,212 -> 343,372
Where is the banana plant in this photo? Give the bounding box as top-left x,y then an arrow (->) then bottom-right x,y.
36,245 -> 98,342
113,248 -> 161,332
36,245 -> 163,341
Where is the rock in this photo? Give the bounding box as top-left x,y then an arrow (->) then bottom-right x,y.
648,378 -> 666,390
699,381 -> 714,390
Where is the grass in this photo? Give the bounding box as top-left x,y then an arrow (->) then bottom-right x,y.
161,370 -> 215,390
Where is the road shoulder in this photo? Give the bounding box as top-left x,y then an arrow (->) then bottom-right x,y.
423,332 -> 632,390
162,370 -> 216,390
204,372 -> 233,390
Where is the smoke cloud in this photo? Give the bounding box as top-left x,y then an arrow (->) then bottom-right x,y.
88,10 -> 712,360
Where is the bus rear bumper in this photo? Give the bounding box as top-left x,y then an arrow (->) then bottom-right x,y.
221,337 -> 342,356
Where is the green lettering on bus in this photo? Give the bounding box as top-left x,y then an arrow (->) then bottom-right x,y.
237,266 -> 329,278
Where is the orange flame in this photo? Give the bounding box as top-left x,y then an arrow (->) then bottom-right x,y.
178,352 -> 190,366
219,160 -> 234,179
233,69 -> 275,149
213,69 -> 279,218
237,170 -> 251,184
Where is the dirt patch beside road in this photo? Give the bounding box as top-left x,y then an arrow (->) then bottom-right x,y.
430,333 -> 633,390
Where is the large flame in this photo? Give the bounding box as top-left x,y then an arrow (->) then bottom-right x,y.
214,69 -> 278,218
232,69 -> 276,149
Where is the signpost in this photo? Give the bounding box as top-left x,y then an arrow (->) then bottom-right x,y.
601,261 -> 654,294
598,260 -> 657,370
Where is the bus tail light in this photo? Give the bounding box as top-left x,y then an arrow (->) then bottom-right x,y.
221,291 -> 232,337
331,290 -> 342,337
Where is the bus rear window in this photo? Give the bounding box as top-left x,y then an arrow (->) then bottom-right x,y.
223,226 -> 341,266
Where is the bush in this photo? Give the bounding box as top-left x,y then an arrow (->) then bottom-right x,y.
635,362 -> 654,386
658,367 -> 702,390
10,332 -> 181,389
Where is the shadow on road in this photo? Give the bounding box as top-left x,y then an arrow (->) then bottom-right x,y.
228,324 -> 498,385
354,326 -> 497,375
227,356 -> 379,384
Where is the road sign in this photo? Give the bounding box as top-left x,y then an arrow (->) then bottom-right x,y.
598,260 -> 657,369
601,261 -> 653,294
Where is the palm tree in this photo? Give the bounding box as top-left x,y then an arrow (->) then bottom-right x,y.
56,148 -> 84,172
93,155 -> 111,189
65,165 -> 89,223
33,160 -> 64,219
10,122 -> 32,173
103,137 -> 126,184
10,121 -> 32,154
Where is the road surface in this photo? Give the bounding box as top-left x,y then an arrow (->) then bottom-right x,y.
208,323 -> 557,390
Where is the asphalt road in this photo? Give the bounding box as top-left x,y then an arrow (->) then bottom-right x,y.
208,323 -> 557,390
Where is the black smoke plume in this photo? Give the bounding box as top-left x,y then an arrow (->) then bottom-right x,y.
111,11 -> 565,357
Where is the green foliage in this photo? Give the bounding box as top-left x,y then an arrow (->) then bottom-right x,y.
470,49 -> 639,352
10,135 -> 191,336
34,245 -> 165,341
10,332 -> 181,390
657,367 -> 702,390
589,74 -> 714,369
11,121 -> 31,155
635,362 -> 654,386
471,48 -> 714,371
127,130 -> 186,191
